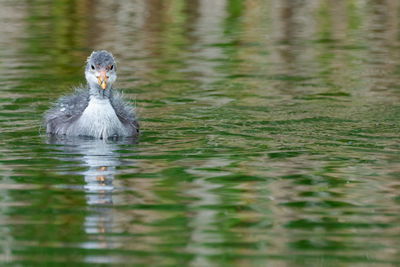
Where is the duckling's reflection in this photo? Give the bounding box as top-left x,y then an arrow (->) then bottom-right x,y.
48,135 -> 138,241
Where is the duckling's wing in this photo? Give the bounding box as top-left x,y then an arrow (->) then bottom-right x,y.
45,89 -> 89,134
110,91 -> 140,135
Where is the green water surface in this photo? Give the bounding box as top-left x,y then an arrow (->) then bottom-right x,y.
0,0 -> 399,266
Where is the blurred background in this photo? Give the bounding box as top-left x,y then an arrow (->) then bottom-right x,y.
0,0 -> 400,266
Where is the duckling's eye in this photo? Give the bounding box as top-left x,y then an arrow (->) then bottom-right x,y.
110,65 -> 114,70
91,65 -> 95,70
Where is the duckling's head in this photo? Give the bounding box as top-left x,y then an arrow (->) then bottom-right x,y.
85,50 -> 117,98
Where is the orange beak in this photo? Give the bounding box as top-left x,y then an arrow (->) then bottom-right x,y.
97,69 -> 108,90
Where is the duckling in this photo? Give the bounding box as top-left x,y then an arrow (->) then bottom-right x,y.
45,50 -> 139,139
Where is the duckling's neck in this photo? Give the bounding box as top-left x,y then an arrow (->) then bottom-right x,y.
85,97 -> 114,116
87,83 -> 112,99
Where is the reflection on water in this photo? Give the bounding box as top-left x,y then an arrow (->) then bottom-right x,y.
0,0 -> 400,266
47,136 -> 138,256
48,136 -> 123,192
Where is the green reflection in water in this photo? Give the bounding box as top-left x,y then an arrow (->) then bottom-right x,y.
0,0 -> 399,266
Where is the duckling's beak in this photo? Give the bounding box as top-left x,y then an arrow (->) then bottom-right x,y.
97,69 -> 108,90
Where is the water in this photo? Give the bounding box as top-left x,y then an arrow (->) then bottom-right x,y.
0,0 -> 400,266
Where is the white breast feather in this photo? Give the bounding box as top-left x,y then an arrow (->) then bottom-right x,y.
68,97 -> 128,138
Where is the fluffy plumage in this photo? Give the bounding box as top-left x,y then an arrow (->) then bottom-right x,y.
45,51 -> 139,139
